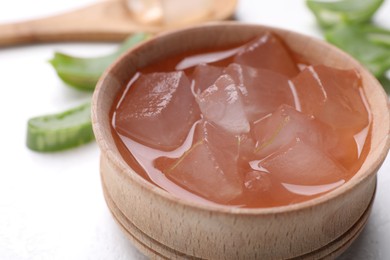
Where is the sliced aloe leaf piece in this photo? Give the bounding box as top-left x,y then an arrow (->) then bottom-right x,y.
26,101 -> 94,152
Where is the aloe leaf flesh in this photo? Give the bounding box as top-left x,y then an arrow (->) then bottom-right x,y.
27,101 -> 94,152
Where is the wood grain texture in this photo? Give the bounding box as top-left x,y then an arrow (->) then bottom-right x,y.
0,0 -> 237,47
101,167 -> 375,259
92,23 -> 390,259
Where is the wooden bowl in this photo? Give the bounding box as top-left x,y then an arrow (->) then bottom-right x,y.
92,22 -> 390,259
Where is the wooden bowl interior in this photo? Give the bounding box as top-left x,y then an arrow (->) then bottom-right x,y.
92,22 -> 390,259
93,22 -> 390,210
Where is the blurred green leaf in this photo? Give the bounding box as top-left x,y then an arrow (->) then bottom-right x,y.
306,0 -> 384,29
50,33 -> 152,91
379,75 -> 390,93
325,23 -> 390,77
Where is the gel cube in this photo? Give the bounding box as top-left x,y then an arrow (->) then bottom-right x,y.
233,32 -> 300,77
261,137 -> 347,186
291,65 -> 369,131
225,63 -> 295,122
115,71 -> 199,150
155,121 -> 243,203
197,74 -> 250,134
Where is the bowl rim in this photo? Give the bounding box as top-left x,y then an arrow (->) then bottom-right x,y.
92,21 -> 390,215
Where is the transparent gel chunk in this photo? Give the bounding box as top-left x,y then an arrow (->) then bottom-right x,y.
191,64 -> 224,94
326,129 -> 360,170
115,71 -> 199,150
253,104 -> 332,158
197,74 -> 250,134
291,65 -> 369,131
241,167 -> 296,207
244,171 -> 272,193
127,0 -> 213,26
155,121 -> 243,203
233,32 -> 300,77
237,134 -> 257,162
261,137 -> 347,186
225,63 -> 295,122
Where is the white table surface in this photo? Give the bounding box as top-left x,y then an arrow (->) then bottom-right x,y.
0,0 -> 389,259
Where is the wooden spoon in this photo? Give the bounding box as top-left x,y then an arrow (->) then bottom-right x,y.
0,0 -> 237,47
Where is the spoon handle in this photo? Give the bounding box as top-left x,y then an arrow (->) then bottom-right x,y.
0,0 -> 237,47
0,0 -> 142,47
0,18 -> 87,47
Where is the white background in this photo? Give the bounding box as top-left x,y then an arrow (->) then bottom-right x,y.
0,0 -> 389,259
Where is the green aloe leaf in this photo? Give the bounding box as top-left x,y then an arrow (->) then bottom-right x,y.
361,24 -> 390,47
50,33 -> 151,91
379,75 -> 390,93
325,23 -> 390,77
307,0 -> 384,28
27,101 -> 94,152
